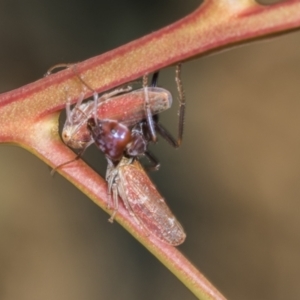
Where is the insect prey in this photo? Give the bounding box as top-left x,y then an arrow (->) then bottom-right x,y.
106,156 -> 186,246
48,64 -> 173,151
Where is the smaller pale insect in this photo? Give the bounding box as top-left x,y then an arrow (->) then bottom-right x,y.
59,67 -> 172,151
106,156 -> 186,246
63,87 -> 172,149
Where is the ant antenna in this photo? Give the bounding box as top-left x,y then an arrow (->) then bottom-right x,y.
50,152 -> 82,176
50,143 -> 92,176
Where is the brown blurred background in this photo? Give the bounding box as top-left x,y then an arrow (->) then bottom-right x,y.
1,0 -> 300,299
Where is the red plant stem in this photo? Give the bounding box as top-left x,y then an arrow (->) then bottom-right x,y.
0,1 -> 300,129
0,0 -> 300,299
25,115 -> 226,300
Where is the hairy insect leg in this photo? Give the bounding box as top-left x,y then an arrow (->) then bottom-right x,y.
143,74 -> 157,143
70,65 -> 101,125
149,64 -> 186,149
66,87 -> 89,125
46,63 -> 99,125
64,89 -> 73,125
106,162 -> 115,211
73,64 -> 134,126
47,63 -> 132,99
108,182 -> 119,223
106,159 -> 146,231
108,168 -> 140,225
72,64 -> 133,106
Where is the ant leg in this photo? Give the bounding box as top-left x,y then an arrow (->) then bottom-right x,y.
154,122 -> 179,148
144,151 -> 160,171
150,71 -> 159,87
143,74 -> 157,142
150,64 -> 186,148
